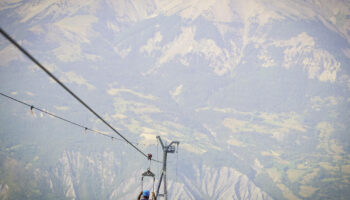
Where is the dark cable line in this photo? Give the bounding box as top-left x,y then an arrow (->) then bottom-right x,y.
0,92 -> 162,154
0,28 -> 161,163
0,92 -> 161,159
0,92 -> 136,143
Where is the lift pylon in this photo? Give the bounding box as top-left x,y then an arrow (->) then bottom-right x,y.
155,136 -> 180,200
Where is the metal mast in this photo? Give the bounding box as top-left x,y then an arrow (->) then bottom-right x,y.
156,136 -> 179,200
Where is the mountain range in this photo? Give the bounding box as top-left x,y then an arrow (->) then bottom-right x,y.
0,0 -> 350,199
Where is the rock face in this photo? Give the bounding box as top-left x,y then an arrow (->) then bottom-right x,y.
0,184 -> 9,200
44,151 -> 272,200
169,165 -> 273,200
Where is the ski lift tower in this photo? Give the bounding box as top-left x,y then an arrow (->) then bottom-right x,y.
156,136 -> 180,200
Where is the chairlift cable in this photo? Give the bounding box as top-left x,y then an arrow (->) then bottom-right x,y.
0,92 -> 136,143
0,28 -> 160,163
